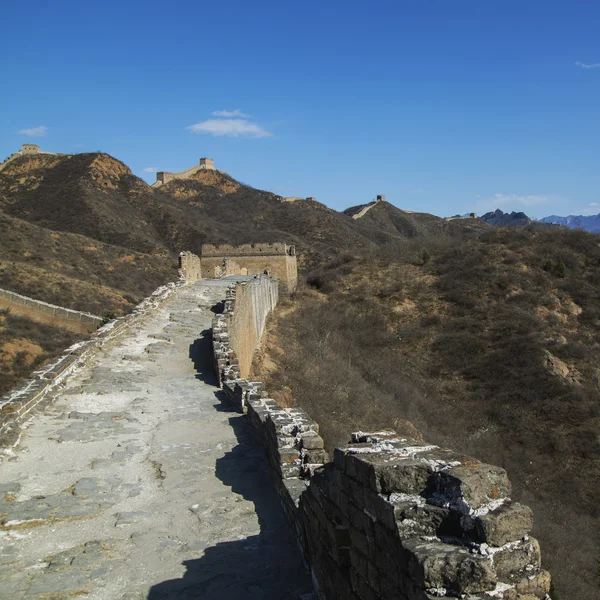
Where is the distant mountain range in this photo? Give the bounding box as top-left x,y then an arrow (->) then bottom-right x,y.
479,209 -> 600,233
480,209 -> 532,226
538,214 -> 600,232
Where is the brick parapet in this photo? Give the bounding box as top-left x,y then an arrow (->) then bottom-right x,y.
0,287 -> 103,333
210,281 -> 551,600
202,243 -> 294,257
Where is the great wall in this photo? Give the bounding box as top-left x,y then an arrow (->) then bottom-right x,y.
151,157 -> 216,187
0,243 -> 551,599
0,288 -> 102,334
0,144 -> 61,173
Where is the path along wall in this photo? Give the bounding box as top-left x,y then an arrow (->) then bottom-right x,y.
211,279 -> 551,600
0,283 -> 181,448
0,288 -> 103,334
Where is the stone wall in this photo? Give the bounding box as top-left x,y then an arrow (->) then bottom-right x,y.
0,145 -> 59,172
177,246 -> 297,294
178,251 -> 202,282
209,281 -> 551,600
212,277 -> 278,382
201,244 -> 298,294
202,243 -> 293,257
0,288 -> 103,334
153,157 -> 216,187
0,283 -> 181,448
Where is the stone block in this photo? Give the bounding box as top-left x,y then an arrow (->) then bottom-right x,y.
282,477 -> 308,507
405,539 -> 497,595
299,431 -> 324,450
514,569 -> 551,597
302,449 -> 329,464
278,447 -> 301,464
394,502 -> 452,539
475,502 -> 533,546
430,463 -> 512,511
492,537 -> 541,580
380,459 -> 434,495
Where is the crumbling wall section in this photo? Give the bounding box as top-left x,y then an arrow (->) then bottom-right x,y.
210,280 -> 551,600
178,251 -> 202,282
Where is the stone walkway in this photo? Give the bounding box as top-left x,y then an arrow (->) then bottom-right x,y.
0,281 -> 311,600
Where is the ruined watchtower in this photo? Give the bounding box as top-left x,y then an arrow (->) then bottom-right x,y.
178,243 -> 298,294
199,157 -> 215,170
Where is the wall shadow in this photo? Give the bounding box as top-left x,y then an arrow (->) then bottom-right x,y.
189,329 -> 218,386
210,300 -> 225,314
150,345 -> 312,599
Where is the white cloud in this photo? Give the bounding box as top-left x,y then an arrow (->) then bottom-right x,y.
211,109 -> 250,118
143,167 -> 157,173
575,61 -> 600,69
18,125 -> 47,137
476,193 -> 556,212
187,118 -> 272,138
574,202 -> 600,216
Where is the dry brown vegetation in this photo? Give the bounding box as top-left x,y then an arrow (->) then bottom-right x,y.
253,226 -> 600,600
0,308 -> 85,397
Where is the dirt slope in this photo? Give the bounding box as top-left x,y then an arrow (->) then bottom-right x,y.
254,227 -> 600,600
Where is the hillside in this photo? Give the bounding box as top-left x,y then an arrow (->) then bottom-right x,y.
0,151 -> 484,396
253,226 -> 600,600
0,153 -> 487,306
0,308 -> 84,397
345,198 -> 488,237
0,153 -> 424,289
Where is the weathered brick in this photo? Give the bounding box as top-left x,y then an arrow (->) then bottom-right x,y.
475,502 -> 533,546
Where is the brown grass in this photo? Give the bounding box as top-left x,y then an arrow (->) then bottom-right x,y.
0,309 -> 86,397
254,227 -> 600,600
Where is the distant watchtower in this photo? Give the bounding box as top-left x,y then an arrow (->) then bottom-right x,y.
199,158 -> 215,170
376,194 -> 386,202
21,144 -> 40,154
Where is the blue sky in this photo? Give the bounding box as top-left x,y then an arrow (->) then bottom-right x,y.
1,0 -> 599,218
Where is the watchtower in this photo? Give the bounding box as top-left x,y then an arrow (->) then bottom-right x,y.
21,144 -> 40,154
376,194 -> 386,202
199,158 -> 215,170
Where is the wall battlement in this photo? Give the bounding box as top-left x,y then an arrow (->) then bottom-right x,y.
178,245 -> 298,294
211,279 -> 551,600
201,243 -> 295,257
